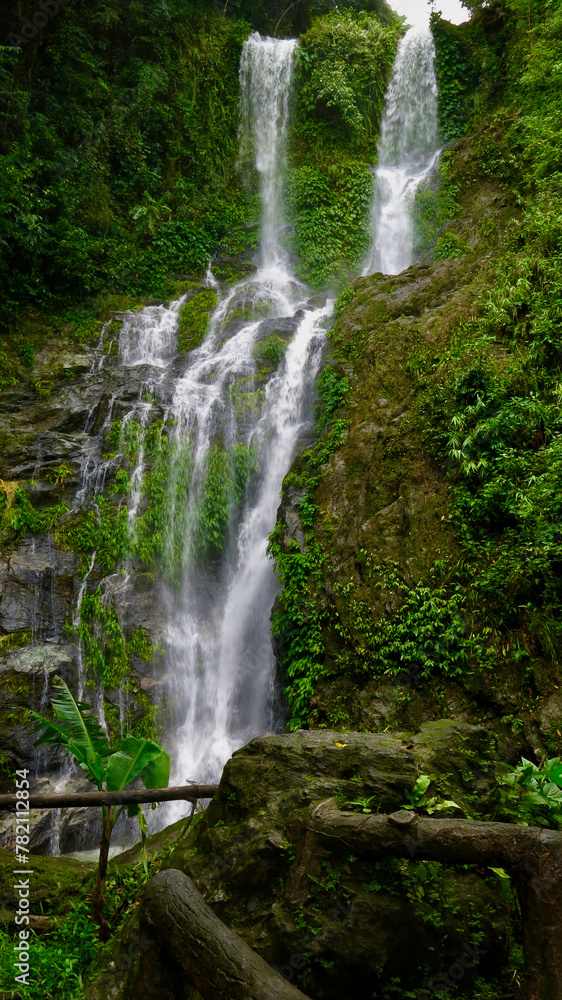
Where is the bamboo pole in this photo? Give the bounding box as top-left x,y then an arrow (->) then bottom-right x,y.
0,784 -> 219,812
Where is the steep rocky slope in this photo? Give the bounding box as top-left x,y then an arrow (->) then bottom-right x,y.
271,132 -> 561,765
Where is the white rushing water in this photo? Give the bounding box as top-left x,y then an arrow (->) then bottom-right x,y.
239,34 -> 296,271
119,297 -> 186,368
152,34 -> 332,799
363,26 -> 440,276
43,33 -> 330,851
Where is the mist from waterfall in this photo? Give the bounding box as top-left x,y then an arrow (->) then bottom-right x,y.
363,26 -> 440,276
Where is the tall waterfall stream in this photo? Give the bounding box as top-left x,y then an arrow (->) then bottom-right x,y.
363,25 -> 440,276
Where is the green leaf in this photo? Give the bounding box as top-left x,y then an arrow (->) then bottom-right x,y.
105,736 -> 166,792
414,774 -> 432,796
31,677 -> 111,789
141,750 -> 170,790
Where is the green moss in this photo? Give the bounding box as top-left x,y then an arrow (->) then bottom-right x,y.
0,631 -> 32,657
0,850 -> 94,919
178,289 -> 219,354
254,335 -> 287,367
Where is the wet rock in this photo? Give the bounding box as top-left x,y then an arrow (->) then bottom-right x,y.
0,771 -> 101,855
256,316 -> 299,340
0,640 -> 77,793
0,538 -> 79,635
212,252 -> 258,284
0,641 -> 73,678
537,690 -> 562,733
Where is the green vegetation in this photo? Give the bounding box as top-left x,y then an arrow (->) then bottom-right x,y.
0,900 -> 98,1000
0,844 -> 177,1000
192,442 -> 259,554
0,2 -> 253,327
495,755 -> 562,828
178,289 -> 219,353
0,486 -> 68,540
32,677 -> 170,937
254,335 -> 287,367
288,10 -> 401,286
270,0 -> 562,740
268,355 -> 351,728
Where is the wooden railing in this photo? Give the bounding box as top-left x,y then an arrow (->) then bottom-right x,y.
0,784 -> 218,812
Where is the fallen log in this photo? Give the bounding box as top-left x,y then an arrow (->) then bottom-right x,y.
305,799 -> 562,1000
141,869 -> 311,1000
0,784 -> 218,812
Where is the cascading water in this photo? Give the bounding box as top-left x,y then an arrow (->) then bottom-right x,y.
239,34 -> 296,272
363,25 -> 440,276
157,33 -> 333,803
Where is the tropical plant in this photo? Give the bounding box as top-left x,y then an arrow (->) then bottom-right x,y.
402,774 -> 460,814
31,677 -> 170,939
495,756 -> 562,828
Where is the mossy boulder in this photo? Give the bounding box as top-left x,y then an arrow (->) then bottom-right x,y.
0,847 -> 93,924
178,289 -> 219,354
85,725 -> 512,1000
253,334 -> 288,368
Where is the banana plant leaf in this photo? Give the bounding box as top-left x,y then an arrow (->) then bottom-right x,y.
31,676 -> 112,789
105,735 -> 170,792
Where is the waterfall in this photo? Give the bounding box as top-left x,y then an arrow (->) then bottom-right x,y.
239,34 -> 297,272
23,34 -> 331,854
156,34 -> 331,804
363,26 -> 440,276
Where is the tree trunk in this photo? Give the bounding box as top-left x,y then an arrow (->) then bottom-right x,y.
305,800 -> 562,1000
141,869 -> 311,1000
93,805 -> 113,941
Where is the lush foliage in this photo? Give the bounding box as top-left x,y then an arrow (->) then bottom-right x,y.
495,756 -> 562,828
0,900 -> 98,1000
430,14 -> 475,141
32,677 -> 170,933
235,0 -> 396,36
0,1 -> 252,324
31,676 -> 169,798
0,844 -> 176,1000
288,10 -> 400,287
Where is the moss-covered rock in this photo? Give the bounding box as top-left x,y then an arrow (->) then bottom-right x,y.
0,847 -> 93,922
177,289 -> 219,354
270,137 -> 549,757
85,725 -> 513,1000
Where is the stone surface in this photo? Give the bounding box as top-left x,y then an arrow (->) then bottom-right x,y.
85,726 -> 510,1000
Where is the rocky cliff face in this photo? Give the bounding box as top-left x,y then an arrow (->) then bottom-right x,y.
270,134 -> 558,761
0,283 -> 209,850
